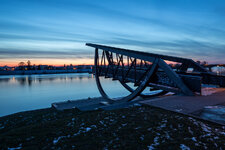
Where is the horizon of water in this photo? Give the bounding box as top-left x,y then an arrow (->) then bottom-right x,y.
0,73 -> 131,117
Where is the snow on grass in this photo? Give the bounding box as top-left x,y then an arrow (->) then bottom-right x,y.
7,147 -> 22,150
200,122 -> 211,133
188,117 -> 199,126
122,123 -> 127,127
159,123 -> 166,128
99,121 -> 104,125
90,125 -> 97,128
147,127 -> 152,131
164,132 -> 170,139
104,117 -> 109,120
219,131 -> 225,136
188,127 -> 193,135
73,126 -> 93,136
135,127 -> 141,130
180,144 -> 190,150
53,136 -> 68,144
191,137 -> 197,142
148,136 -> 159,150
140,135 -> 144,141
85,127 -> 91,132
8,144 -> 22,150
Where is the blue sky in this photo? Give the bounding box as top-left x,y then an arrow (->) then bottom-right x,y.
0,0 -> 225,65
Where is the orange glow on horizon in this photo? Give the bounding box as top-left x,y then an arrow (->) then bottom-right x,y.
0,58 -> 94,67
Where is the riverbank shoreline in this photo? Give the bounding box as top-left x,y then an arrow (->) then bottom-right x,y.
0,69 -> 92,75
0,104 -> 224,149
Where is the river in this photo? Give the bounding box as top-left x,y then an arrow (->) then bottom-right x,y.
0,73 -> 130,117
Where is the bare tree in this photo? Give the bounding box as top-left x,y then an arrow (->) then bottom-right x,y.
27,60 -> 31,70
18,62 -> 25,67
27,60 -> 31,66
18,62 -> 25,70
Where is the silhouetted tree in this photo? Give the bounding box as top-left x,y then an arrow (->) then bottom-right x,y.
27,60 -> 31,70
18,62 -> 25,70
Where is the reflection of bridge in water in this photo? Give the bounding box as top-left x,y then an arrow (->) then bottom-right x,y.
86,43 -> 225,102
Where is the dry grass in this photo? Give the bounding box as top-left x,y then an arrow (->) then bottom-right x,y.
0,106 -> 224,149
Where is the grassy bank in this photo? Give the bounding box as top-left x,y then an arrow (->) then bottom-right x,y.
0,106 -> 224,149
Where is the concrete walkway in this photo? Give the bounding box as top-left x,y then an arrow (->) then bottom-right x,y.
140,88 -> 225,125
52,96 -> 143,111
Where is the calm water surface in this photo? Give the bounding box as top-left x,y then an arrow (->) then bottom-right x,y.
1,67 -> 224,117
0,73 -> 130,117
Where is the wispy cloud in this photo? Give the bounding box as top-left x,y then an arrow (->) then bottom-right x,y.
0,0 -> 225,65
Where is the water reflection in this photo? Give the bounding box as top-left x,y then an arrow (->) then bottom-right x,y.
0,73 -> 130,117
0,73 -> 93,86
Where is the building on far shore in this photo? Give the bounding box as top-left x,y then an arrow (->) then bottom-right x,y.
0,64 -> 93,75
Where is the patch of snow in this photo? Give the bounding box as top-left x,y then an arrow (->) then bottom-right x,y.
135,127 -> 141,130
156,132 -> 160,136
159,123 -> 166,128
91,125 -> 97,128
194,143 -> 199,146
191,137 -> 197,142
180,144 -> 190,150
53,136 -> 67,144
73,127 -> 92,136
104,117 -> 109,120
73,131 -> 82,136
200,122 -> 211,133
100,121 -> 104,125
85,127 -> 91,132
109,119 -> 114,122
148,145 -> 155,150
26,136 -> 34,141
188,117 -> 199,126
122,123 -> 127,127
8,146 -> 22,150
100,101 -> 109,105
140,135 -> 144,141
220,132 -> 225,136
147,128 -> 152,131
175,109 -> 182,112
154,137 -> 159,143
164,132 -> 170,139
148,136 -> 159,150
188,127 -> 193,135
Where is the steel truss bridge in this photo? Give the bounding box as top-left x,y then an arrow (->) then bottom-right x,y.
86,43 -> 225,102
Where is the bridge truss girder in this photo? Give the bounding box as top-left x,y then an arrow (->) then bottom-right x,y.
86,43 -> 225,102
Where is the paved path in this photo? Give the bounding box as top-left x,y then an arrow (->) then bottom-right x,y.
140,89 -> 225,114
140,88 -> 225,125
